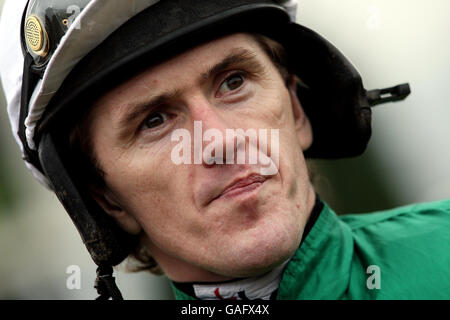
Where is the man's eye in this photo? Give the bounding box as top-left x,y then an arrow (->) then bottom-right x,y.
217,74 -> 244,96
143,112 -> 168,130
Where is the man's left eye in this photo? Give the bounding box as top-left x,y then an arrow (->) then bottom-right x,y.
217,74 -> 244,96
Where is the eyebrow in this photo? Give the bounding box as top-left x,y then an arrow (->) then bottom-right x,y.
201,48 -> 264,81
117,89 -> 180,134
116,48 -> 265,132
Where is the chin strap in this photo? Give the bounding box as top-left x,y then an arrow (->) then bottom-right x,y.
95,265 -> 124,300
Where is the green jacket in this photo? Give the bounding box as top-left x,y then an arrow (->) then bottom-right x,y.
173,199 -> 450,300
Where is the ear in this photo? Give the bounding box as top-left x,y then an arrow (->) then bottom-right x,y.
90,186 -> 142,235
287,76 -> 313,151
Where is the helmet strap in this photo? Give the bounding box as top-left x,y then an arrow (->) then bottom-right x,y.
94,265 -> 124,300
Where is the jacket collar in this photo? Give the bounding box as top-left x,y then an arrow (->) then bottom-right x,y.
277,202 -> 354,299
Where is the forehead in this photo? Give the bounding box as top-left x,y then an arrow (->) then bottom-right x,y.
92,33 -> 265,105
141,33 -> 261,74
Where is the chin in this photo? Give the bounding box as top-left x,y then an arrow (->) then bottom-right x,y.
199,175 -> 308,279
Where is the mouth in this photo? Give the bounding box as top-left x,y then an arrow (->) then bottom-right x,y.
209,174 -> 267,204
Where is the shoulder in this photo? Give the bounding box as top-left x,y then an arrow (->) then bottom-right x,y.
338,198 -> 450,256
339,198 -> 450,232
337,199 -> 450,299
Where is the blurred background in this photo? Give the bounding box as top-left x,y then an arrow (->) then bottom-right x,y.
0,0 -> 449,299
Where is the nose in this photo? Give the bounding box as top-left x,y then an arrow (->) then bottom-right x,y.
187,94 -> 233,167
184,93 -> 279,176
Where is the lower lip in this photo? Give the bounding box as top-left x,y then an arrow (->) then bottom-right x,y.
217,181 -> 265,201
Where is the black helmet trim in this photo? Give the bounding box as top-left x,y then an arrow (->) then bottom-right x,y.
39,132 -> 137,266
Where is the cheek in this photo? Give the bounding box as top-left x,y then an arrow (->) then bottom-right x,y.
249,85 -> 304,169
250,83 -> 288,126
103,145 -> 201,239
253,86 -> 308,197
101,142 -> 173,210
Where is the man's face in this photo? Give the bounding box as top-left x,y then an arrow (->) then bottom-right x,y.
88,33 -> 315,281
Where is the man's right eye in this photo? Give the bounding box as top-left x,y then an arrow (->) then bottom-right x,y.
142,112 -> 169,130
